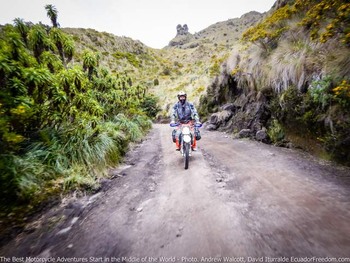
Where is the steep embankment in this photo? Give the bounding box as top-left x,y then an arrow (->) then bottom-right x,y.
198,0 -> 350,166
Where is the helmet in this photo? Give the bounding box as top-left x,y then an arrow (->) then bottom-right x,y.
177,91 -> 187,99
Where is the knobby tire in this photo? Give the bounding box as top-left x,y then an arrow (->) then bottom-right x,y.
184,143 -> 190,169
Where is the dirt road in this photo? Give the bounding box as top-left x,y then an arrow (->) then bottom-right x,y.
1,124 -> 350,261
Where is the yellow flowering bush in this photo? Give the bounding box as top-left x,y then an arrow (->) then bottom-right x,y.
301,0 -> 350,45
244,0 -> 350,48
242,5 -> 295,51
332,80 -> 350,107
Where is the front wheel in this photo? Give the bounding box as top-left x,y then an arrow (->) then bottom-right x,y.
184,143 -> 190,169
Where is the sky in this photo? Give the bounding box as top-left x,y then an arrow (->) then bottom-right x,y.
0,0 -> 276,49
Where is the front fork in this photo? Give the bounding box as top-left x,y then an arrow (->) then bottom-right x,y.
180,134 -> 193,156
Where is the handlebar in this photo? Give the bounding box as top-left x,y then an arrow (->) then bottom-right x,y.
170,122 -> 202,128
170,122 -> 179,127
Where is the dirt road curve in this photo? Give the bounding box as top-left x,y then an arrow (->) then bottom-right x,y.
1,124 -> 350,261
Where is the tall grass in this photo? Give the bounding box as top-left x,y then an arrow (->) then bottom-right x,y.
0,152 -> 55,202
322,39 -> 350,78
0,115 -> 152,205
227,33 -> 350,95
114,114 -> 143,142
268,40 -> 314,93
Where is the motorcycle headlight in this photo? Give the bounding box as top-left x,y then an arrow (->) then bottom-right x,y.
183,134 -> 191,143
182,127 -> 190,135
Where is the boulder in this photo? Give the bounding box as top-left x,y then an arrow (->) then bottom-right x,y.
256,129 -> 268,142
209,110 -> 233,127
209,114 -> 219,125
238,129 -> 252,138
220,110 -> 233,122
206,124 -> 217,131
220,103 -> 236,112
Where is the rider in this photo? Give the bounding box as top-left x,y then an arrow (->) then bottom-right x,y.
170,91 -> 201,151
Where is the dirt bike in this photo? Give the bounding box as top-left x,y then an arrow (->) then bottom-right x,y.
170,121 -> 202,169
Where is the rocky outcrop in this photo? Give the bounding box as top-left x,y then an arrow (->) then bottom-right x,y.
176,24 -> 189,36
168,34 -> 194,47
205,93 -> 271,140
271,0 -> 295,11
169,24 -> 195,48
199,68 -> 272,142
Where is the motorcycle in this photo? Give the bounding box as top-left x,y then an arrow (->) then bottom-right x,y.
170,121 -> 202,169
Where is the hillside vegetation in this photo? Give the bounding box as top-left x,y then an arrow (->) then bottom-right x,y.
59,12 -> 264,118
199,0 -> 350,165
0,5 -> 159,226
154,12 -> 265,115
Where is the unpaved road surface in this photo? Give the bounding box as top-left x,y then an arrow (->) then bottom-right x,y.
1,124 -> 350,261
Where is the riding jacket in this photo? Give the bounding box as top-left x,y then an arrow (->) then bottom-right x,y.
171,101 -> 200,123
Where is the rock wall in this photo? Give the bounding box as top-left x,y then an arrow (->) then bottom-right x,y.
199,65 -> 350,166
200,68 -> 272,142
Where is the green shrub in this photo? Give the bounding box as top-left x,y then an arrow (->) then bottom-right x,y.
309,76 -> 333,109
267,119 -> 285,144
161,67 -> 171,76
112,51 -> 140,68
140,94 -> 161,119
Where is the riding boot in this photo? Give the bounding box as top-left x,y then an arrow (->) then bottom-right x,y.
175,138 -> 180,151
192,137 -> 197,151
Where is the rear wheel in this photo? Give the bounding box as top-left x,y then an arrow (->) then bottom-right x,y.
184,143 -> 190,169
